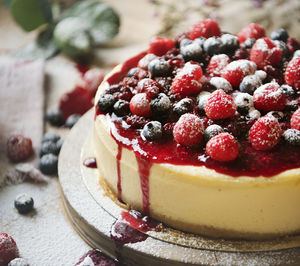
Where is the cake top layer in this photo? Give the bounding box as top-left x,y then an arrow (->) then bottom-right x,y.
96,20 -> 300,177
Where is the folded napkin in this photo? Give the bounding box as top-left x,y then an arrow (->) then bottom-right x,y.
0,56 -> 45,187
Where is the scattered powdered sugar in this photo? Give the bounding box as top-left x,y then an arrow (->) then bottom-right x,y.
247,108 -> 261,120
209,77 -> 232,93
254,82 -> 282,100
254,70 -> 267,80
197,91 -> 211,110
137,54 -> 157,69
234,93 -> 254,108
176,62 -> 201,79
254,38 -> 270,52
180,42 -> 202,56
225,59 -> 257,75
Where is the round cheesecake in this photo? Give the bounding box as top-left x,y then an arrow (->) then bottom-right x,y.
94,22 -> 300,240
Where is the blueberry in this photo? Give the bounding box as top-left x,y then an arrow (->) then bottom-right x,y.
221,34 -> 239,52
204,125 -> 224,141
197,91 -> 211,111
65,114 -> 81,128
113,100 -> 130,116
193,37 -> 206,47
14,194 -> 34,214
267,111 -> 284,122
274,40 -> 289,58
148,58 -> 171,77
127,67 -> 140,77
56,138 -> 64,152
243,38 -> 255,49
173,98 -> 194,116
180,42 -> 202,62
42,132 -> 60,143
283,129 -> 300,146
234,93 -> 254,115
45,109 -> 64,127
270,28 -> 289,43
246,108 -> 261,121
150,93 -> 171,116
180,38 -> 193,47
240,75 -> 262,94
203,37 -> 223,56
97,94 -> 116,112
141,121 -> 162,141
39,154 -> 58,175
209,77 -> 232,93
40,141 -> 59,157
280,85 -> 295,97
8,258 -> 29,266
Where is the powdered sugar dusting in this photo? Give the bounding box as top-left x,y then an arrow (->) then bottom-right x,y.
209,77 -> 232,93
225,59 -> 257,75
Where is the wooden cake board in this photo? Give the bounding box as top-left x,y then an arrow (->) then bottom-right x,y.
58,110 -> 300,265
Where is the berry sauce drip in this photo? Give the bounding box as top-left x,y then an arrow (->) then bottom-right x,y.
116,144 -> 122,201
83,157 -> 97,168
75,249 -> 120,266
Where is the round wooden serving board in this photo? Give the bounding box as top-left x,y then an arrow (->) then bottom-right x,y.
58,110 -> 300,265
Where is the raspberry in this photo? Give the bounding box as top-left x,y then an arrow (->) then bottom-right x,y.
189,19 -> 221,40
126,115 -> 150,129
237,23 -> 265,43
253,82 -> 286,111
204,90 -> 237,119
172,62 -> 204,96
222,59 -> 256,87
248,115 -> 282,150
7,134 -> 33,163
291,108 -> 300,130
82,68 -> 105,97
173,113 -> 204,147
129,93 -> 152,117
0,233 -> 19,266
285,57 -> 300,90
250,37 -> 282,69
206,133 -> 239,162
207,54 -> 230,77
59,86 -> 93,120
148,36 -> 175,56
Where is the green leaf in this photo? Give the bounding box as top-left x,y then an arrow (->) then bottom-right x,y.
2,0 -> 13,8
10,0 -> 53,31
63,0 -> 120,45
14,27 -> 59,59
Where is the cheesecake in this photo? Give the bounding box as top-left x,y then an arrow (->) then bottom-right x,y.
94,21 -> 300,239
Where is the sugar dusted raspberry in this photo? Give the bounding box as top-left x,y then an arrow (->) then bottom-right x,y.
206,133 -> 239,162
222,59 -> 256,87
148,36 -> 175,56
285,57 -> 300,90
0,233 -> 19,266
59,86 -> 93,120
172,62 -> 204,96
250,37 -> 282,69
7,135 -> 33,163
204,90 -> 237,120
137,78 -> 159,95
129,93 -> 152,117
253,82 -> 286,111
82,68 -> 105,97
291,108 -> 300,130
207,54 -> 230,77
248,115 -> 282,150
237,23 -> 265,43
138,54 -> 157,70
189,19 -> 221,40
173,113 -> 204,147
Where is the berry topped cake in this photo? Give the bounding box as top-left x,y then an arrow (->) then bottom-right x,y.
94,20 -> 300,239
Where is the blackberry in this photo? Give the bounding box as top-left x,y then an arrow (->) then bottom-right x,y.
45,109 -> 64,127
203,37 -> 223,56
283,129 -> 300,146
243,38 -> 256,49
141,121 -> 163,141
150,93 -> 171,116
39,153 -> 58,175
234,93 -> 254,115
173,98 -> 194,116
221,34 -> 239,52
42,132 -> 60,143
97,94 -> 116,112
180,42 -> 202,62
204,124 -> 224,141
65,114 -> 81,128
280,85 -> 295,97
148,58 -> 171,77
270,29 -> 289,43
14,194 -> 34,214
8,258 -> 29,266
127,67 -> 140,77
126,115 -> 149,129
40,141 -> 59,157
239,75 -> 262,94
113,100 -> 130,116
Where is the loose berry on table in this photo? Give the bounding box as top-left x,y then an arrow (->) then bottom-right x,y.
42,132 -> 60,143
40,141 -> 59,157
248,115 -> 282,150
8,258 -> 29,266
206,133 -> 239,162
189,19 -> 221,40
39,154 -> 58,175
14,194 -> 34,214
204,90 -> 237,120
65,114 -> 81,128
6,135 -> 33,163
237,23 -> 265,43
45,109 -> 64,127
0,233 -> 19,266
141,121 -> 163,141
83,68 -> 105,96
173,113 -> 204,146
